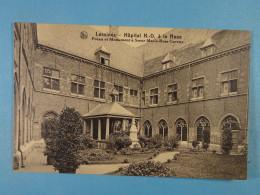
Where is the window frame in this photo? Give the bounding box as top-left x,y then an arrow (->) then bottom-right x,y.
130,89 -> 138,105
220,69 -> 238,96
94,80 -> 106,99
191,77 -> 204,100
150,87 -> 159,105
167,83 -> 178,103
43,67 -> 60,91
70,74 -> 85,95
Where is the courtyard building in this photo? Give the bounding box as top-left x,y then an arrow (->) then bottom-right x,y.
13,23 -> 250,169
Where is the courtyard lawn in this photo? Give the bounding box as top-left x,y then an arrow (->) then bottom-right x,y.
164,153 -> 247,180
79,149 -> 158,164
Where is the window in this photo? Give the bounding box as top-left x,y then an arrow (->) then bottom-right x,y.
201,47 -> 215,57
221,115 -> 239,130
221,70 -> 238,95
141,91 -> 146,106
130,89 -> 138,105
150,88 -> 158,105
195,117 -> 210,142
43,67 -> 60,91
115,85 -> 123,102
192,77 -> 204,98
143,120 -> 152,137
167,84 -> 177,102
162,62 -> 170,70
94,80 -> 105,99
158,120 -> 168,138
71,74 -> 85,95
175,118 -> 188,141
100,57 -> 109,65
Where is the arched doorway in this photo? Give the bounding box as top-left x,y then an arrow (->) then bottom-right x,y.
158,119 -> 168,138
175,118 -> 187,141
143,120 -> 152,137
195,117 -> 210,141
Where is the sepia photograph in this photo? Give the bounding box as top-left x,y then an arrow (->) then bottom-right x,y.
13,22 -> 250,180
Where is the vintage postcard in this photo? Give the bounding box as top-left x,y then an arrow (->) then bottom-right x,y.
13,23 -> 250,179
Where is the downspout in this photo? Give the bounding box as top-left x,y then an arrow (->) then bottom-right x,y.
18,23 -> 24,168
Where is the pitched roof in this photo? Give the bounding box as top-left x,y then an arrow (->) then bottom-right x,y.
83,101 -> 135,118
95,45 -> 110,54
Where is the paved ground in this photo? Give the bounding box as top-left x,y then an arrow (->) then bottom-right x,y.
16,148 -> 179,175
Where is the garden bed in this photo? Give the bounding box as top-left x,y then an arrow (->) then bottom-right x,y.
79,148 -> 164,164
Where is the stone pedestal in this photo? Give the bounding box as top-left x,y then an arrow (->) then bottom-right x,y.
129,118 -> 141,149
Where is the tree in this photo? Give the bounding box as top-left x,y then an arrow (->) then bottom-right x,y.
52,107 -> 83,173
202,129 -> 210,151
222,128 -> 233,154
41,117 -> 59,165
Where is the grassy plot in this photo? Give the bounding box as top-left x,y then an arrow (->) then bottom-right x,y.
165,153 -> 247,180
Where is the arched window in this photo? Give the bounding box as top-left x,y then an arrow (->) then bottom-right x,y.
143,120 -> 152,137
221,115 -> 239,130
195,117 -> 210,141
175,118 -> 187,141
158,119 -> 168,138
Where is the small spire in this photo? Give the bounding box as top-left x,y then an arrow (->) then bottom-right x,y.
110,86 -> 119,102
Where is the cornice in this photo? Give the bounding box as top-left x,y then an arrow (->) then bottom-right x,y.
37,43 -> 250,81
141,43 -> 251,80
37,44 -> 142,80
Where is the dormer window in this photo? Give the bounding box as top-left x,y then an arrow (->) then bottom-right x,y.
162,53 -> 175,70
95,46 -> 110,65
200,38 -> 216,57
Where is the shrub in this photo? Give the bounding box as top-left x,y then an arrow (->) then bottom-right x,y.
212,150 -> 217,154
123,159 -> 129,163
138,135 -> 150,148
120,148 -> 133,155
121,161 -> 176,177
164,134 -> 180,149
52,107 -> 83,173
149,134 -> 163,148
79,149 -> 114,163
202,129 -> 210,151
192,140 -> 199,149
222,128 -> 233,154
167,159 -> 171,163
80,134 -> 97,149
41,117 -> 59,165
106,130 -> 132,150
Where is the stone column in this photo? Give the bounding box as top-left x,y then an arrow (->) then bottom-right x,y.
122,119 -> 126,131
106,118 -> 110,139
98,119 -> 101,140
83,120 -> 87,134
90,119 -> 93,138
